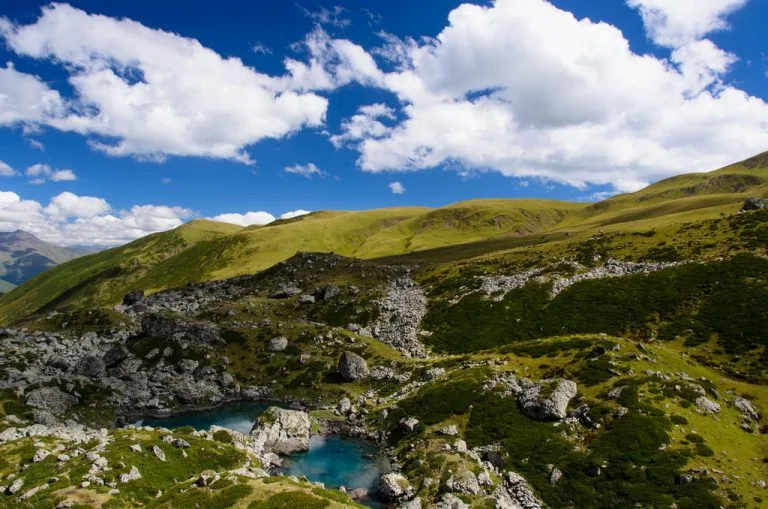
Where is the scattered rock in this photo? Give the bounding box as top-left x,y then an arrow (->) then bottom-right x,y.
372,276 -> 428,358
518,379 -> 578,421
7,479 -> 23,494
438,425 -> 459,436
250,407 -> 311,455
297,294 -> 315,305
26,387 -> 78,415
399,417 -> 420,433
549,467 -> 563,485
141,314 -> 224,346
152,446 -> 166,462
270,284 -> 302,299
122,290 -> 145,306
17,483 -> 48,502
338,351 -> 369,381
741,197 -> 768,212
119,466 -> 142,483
378,473 -> 413,502
443,468 -> 480,495
434,493 -> 469,509
196,470 -> 219,487
695,396 -> 721,415
266,336 -> 289,353
33,449 -> 50,463
494,472 -> 543,509
422,367 -> 445,381
734,397 -> 758,421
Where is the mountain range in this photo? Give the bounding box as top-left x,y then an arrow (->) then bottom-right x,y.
0,230 -> 86,294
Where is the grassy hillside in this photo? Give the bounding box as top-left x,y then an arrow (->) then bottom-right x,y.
0,220 -> 241,322
1,153 -> 767,325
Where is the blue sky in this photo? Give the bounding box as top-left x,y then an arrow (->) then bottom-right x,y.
0,0 -> 767,246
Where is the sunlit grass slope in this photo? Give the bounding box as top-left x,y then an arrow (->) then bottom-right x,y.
1,152 -> 766,324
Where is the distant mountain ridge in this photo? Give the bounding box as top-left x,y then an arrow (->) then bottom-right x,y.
0,230 -> 85,291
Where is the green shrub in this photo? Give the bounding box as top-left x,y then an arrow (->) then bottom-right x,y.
212,429 -> 233,444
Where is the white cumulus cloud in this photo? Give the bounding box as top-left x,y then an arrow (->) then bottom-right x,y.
211,211 -> 276,227
323,0 -> 768,193
0,3 -> 329,163
280,209 -> 311,219
0,190 -> 193,246
627,0 -> 748,47
25,163 -> 77,184
388,181 -> 405,194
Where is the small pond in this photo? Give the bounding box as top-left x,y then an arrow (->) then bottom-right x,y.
139,401 -> 268,434
137,401 -> 389,506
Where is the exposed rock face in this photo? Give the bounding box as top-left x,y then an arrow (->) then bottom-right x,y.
338,351 -> 370,381
517,379 -> 578,421
377,473 -> 413,502
373,275 -> 428,358
443,468 -> 481,495
78,355 -> 106,378
122,290 -> 145,306
741,197 -> 768,211
270,284 -> 302,299
477,259 -> 680,301
438,424 -> 459,436
26,387 -> 78,415
250,407 -> 311,455
267,336 -> 289,353
696,396 -> 721,414
297,294 -> 316,305
103,344 -> 129,368
141,314 -> 224,346
316,284 -> 341,301
734,397 -> 758,421
494,472 -> 543,509
434,494 -> 469,509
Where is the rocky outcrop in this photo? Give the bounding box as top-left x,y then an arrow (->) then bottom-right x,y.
338,351 -> 369,381
741,197 -> 768,211
270,284 -> 302,299
373,275 -> 428,358
377,473 -> 413,502
434,494 -> 469,509
695,396 -> 721,414
26,387 -> 78,415
123,290 -> 145,306
249,407 -> 311,455
443,468 -> 481,495
734,397 -> 758,421
267,336 -> 289,352
485,373 -> 578,420
141,314 -> 224,346
494,472 -> 543,509
518,379 -> 578,420
476,259 -> 680,301
0,422 -> 108,445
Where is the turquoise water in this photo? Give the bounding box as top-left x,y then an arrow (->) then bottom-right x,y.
139,401 -> 268,434
280,434 -> 389,492
138,402 -> 389,505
